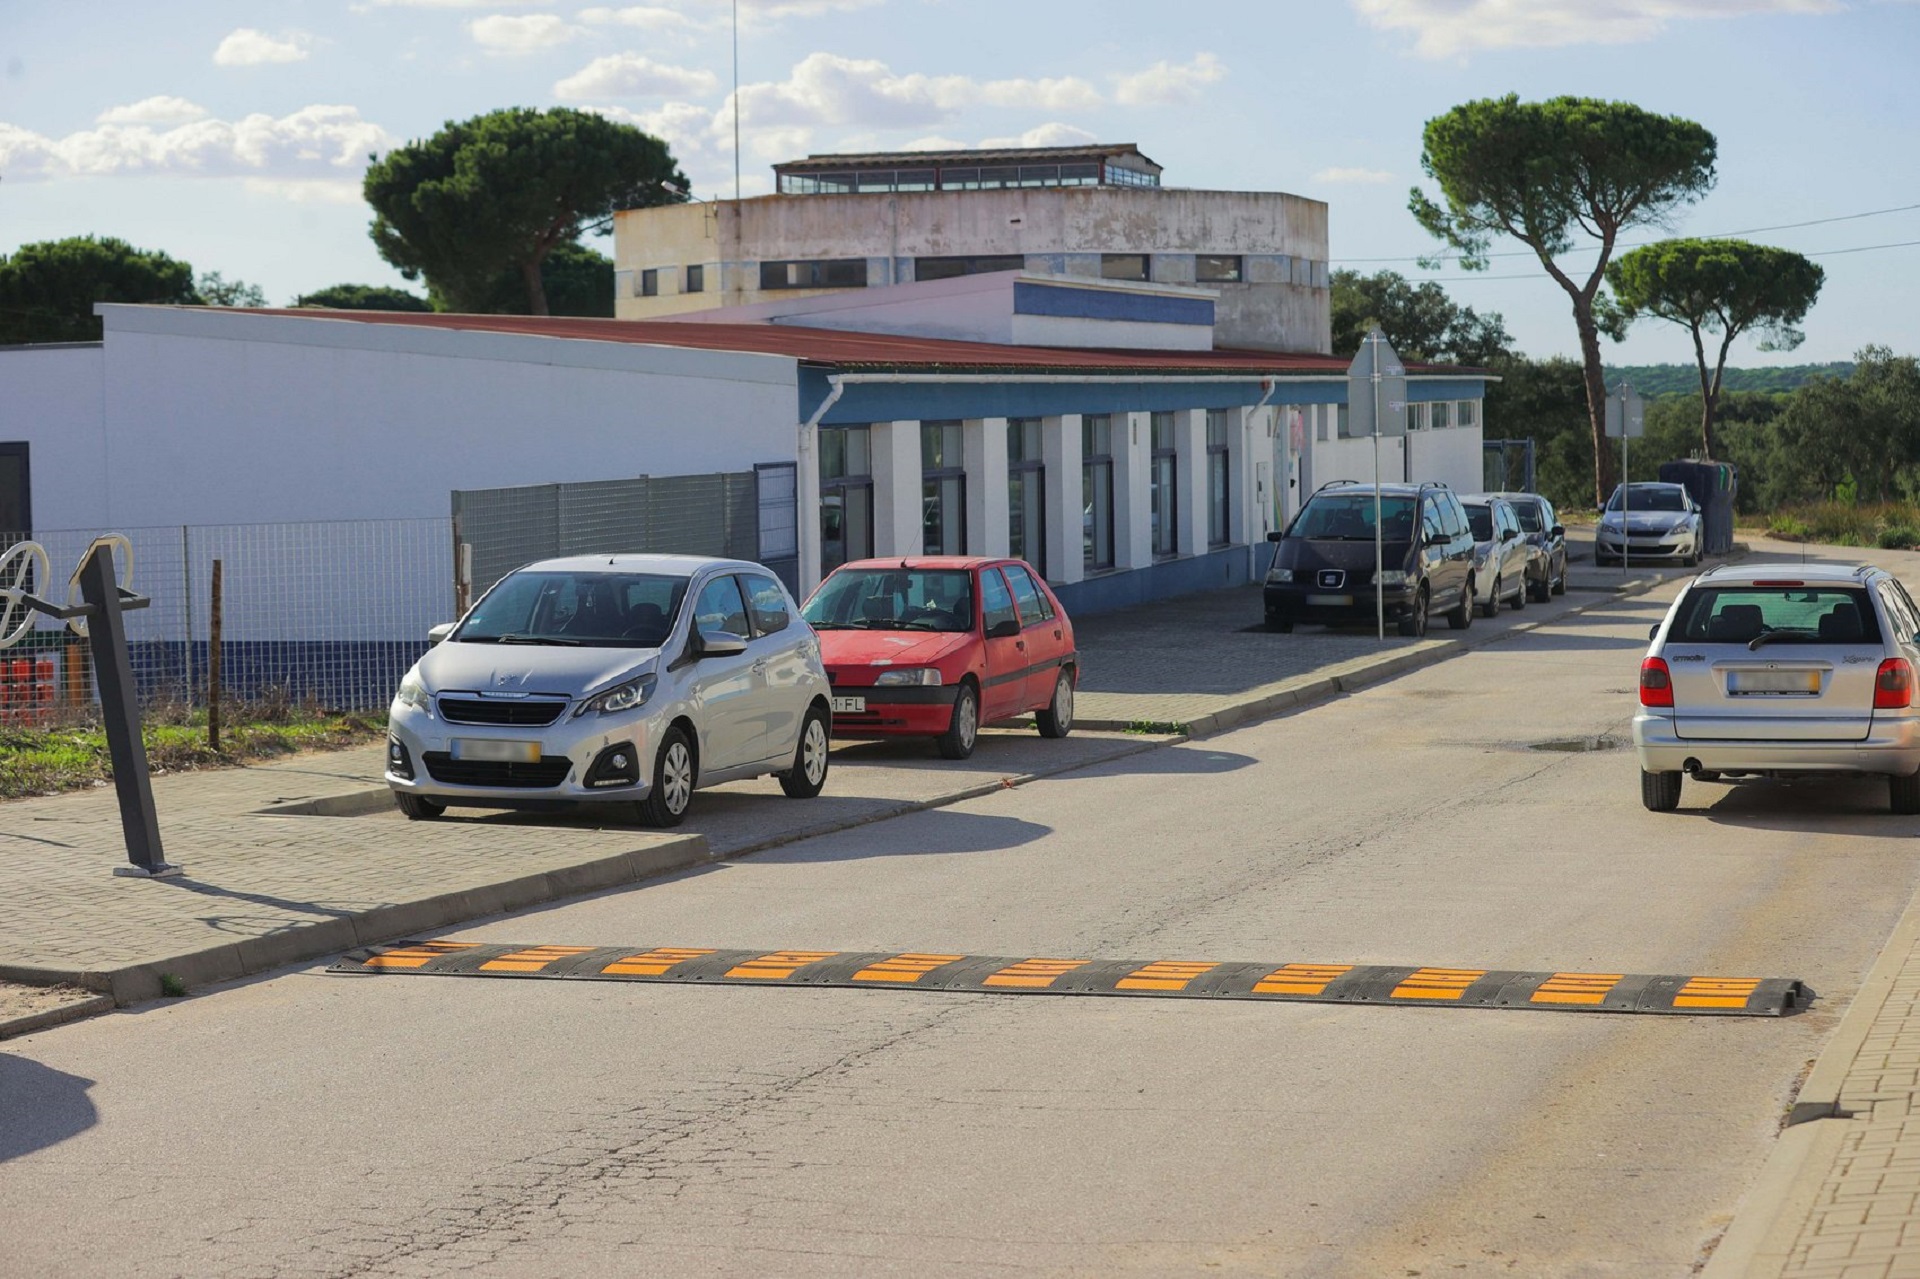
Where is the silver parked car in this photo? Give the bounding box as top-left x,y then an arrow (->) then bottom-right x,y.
1461,494 -> 1532,618
1596,482 -> 1703,567
1634,562 -> 1920,813
386,554 -> 832,827
1489,491 -> 1567,600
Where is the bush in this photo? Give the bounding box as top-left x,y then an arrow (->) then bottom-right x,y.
1880,525 -> 1920,550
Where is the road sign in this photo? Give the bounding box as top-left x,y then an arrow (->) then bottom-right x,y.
1605,384 -> 1645,438
1345,328 -> 1408,439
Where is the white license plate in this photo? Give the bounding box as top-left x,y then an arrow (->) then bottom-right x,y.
450,738 -> 542,762
830,696 -> 866,714
1728,670 -> 1820,695
1306,594 -> 1354,606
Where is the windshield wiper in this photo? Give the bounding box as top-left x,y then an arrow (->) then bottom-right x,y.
496,633 -> 580,646
806,620 -> 849,629
1747,628 -> 1793,651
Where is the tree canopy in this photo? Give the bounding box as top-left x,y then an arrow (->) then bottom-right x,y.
1604,238 -> 1824,460
294,283 -> 433,312
453,240 -> 617,318
364,107 -> 684,316
195,271 -> 267,308
1410,95 -> 1717,505
1330,269 -> 1513,366
0,235 -> 198,344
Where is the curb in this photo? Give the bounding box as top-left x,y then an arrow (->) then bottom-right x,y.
1699,1117 -> 1849,1279
0,992 -> 117,1041
1787,879 -> 1920,1126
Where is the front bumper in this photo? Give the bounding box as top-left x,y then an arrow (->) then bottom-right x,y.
385,700 -> 660,806
1633,710 -> 1920,776
1264,579 -> 1418,624
1596,527 -> 1697,560
826,684 -> 960,736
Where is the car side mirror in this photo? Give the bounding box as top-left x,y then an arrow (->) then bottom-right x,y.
428,622 -> 455,646
698,629 -> 748,658
1266,531 -> 1284,543
1550,524 -> 1565,538
1649,624 -> 1660,641
1425,530 -> 1445,547
1503,528 -> 1519,542
986,618 -> 1019,640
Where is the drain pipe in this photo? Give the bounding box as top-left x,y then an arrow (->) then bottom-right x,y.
796,374 -> 846,598
1250,378 -> 1285,582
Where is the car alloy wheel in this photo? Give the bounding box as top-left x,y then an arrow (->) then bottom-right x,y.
938,683 -> 980,759
1037,669 -> 1074,739
780,707 -> 831,798
637,727 -> 695,827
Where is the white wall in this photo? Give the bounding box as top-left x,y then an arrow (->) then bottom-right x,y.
88,306 -> 801,528
1409,422 -> 1487,494
0,345 -> 109,531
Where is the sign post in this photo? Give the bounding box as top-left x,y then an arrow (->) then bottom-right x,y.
1346,328 -> 1408,640
1605,383 -> 1645,572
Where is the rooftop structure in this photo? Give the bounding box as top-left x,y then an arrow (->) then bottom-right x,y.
773,143 -> 1162,197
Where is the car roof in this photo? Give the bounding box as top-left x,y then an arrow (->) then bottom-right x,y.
833,556 -> 1013,572
1486,491 -> 1546,503
1315,481 -> 1446,496
1457,493 -> 1511,506
520,553 -> 763,575
1693,561 -> 1883,587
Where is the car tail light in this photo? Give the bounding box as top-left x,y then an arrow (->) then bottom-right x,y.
1875,658 -> 1914,709
1639,657 -> 1674,708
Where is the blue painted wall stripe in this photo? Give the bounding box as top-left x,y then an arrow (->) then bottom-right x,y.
1013,281 -> 1214,326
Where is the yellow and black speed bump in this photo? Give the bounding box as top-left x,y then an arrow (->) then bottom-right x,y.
329,942 -> 1806,1017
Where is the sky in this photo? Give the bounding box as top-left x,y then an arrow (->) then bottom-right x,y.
3,0 -> 1917,366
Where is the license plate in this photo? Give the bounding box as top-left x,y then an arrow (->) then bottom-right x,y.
1728,670 -> 1820,695
450,738 -> 542,762
830,696 -> 866,714
1306,594 -> 1354,606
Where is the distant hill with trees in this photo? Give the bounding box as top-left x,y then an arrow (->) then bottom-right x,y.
1602,362 -> 1855,397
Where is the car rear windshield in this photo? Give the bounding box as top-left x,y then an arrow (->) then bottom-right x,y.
1463,506 -> 1493,542
455,571 -> 690,647
1291,494 -> 1417,541
1671,586 -> 1882,646
1607,485 -> 1686,512
803,568 -> 974,632
1509,501 -> 1545,533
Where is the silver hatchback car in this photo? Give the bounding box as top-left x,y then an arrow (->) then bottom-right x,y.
386,554 -> 832,827
1634,562 -> 1920,812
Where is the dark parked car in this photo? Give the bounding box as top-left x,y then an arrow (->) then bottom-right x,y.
1263,481 -> 1477,637
1489,491 -> 1567,600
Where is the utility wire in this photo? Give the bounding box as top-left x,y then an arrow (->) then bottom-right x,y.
1390,237 -> 1920,283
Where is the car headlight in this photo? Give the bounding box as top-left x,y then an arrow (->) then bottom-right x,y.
1266,568 -> 1294,583
393,671 -> 433,715
1378,570 -> 1412,586
574,673 -> 657,717
873,668 -> 943,687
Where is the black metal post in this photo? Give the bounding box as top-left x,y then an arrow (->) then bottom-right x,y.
79,545 -> 174,876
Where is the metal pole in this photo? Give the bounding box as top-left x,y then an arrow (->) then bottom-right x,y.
80,545 -> 175,876
208,559 -> 223,753
1372,333 -> 1385,641
1622,425 -> 1630,574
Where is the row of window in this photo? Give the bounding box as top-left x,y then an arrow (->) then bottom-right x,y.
633,253 -> 1269,297
775,161 -> 1158,196
1312,400 -> 1481,440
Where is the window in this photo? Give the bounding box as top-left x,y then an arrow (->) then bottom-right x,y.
1457,400 -> 1479,428
1195,255 -> 1243,283
1675,587 -> 1882,646
1082,415 -> 1115,572
802,568 -> 973,633
640,269 -> 658,298
1150,411 -> 1178,558
460,570 -> 689,647
981,568 -> 1017,635
0,443 -> 29,536
759,259 -> 869,290
915,255 -> 1027,281
1007,418 -> 1046,578
1408,402 -> 1430,432
693,575 -> 749,637
1003,563 -> 1054,625
1431,401 -> 1453,430
742,574 -> 790,637
921,420 -> 966,555
1100,253 -> 1150,282
819,426 -> 874,575
685,264 -> 705,293
1102,162 -> 1159,188
1206,409 -> 1231,547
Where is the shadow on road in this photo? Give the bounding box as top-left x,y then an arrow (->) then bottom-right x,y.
0,1054 -> 97,1163
749,808 -> 1054,862
1690,776 -> 1920,832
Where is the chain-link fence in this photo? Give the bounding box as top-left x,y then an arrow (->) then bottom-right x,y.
2,518 -> 452,714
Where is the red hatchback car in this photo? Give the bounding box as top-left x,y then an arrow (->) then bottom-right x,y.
800,557 -> 1078,759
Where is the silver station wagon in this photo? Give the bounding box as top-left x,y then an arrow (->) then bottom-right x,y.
386,554 -> 832,827
1634,562 -> 1920,812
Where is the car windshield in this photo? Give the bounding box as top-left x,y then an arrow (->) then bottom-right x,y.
1672,586 -> 1882,646
1510,501 -> 1545,533
803,568 -> 974,632
1607,485 -> 1687,512
1291,494 -> 1417,541
1464,506 -> 1494,542
454,571 -> 689,648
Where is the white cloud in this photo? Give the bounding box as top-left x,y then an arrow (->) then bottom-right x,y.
1354,0 -> 1840,58
588,101 -> 718,159
577,5 -> 700,31
978,123 -> 1100,150
1113,53 -> 1227,106
1312,166 -> 1394,184
213,28 -> 314,66
96,96 -> 209,127
0,105 -> 394,181
470,13 -> 582,50
554,52 -> 720,98
724,53 -> 1102,131
361,0 -> 552,6
683,0 -> 884,16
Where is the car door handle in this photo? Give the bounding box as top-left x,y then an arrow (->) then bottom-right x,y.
751,659 -> 768,673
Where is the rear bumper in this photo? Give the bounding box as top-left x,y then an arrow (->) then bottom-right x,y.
1633,711 -> 1920,775
1264,581 -> 1418,624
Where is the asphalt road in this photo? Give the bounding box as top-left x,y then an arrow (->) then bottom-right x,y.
7,581 -> 1919,1278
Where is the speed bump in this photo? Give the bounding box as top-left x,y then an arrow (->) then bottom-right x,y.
330,942 -> 1806,1017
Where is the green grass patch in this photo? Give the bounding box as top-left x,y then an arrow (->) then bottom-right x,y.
1754,501 -> 1920,548
0,703 -> 387,801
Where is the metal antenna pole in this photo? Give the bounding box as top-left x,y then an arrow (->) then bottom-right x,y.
1372,331 -> 1385,641
1622,382 -> 1631,574
731,0 -> 741,306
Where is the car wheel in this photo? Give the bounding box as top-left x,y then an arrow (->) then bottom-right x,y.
937,682 -> 980,759
637,726 -> 695,827
1444,580 -> 1471,631
394,792 -> 445,821
1266,616 -> 1295,633
1891,767 -> 1920,815
1036,668 -> 1075,739
778,705 -> 831,799
1552,558 -> 1567,595
1641,769 -> 1683,812
1510,573 -> 1527,610
1529,571 -> 1551,603
1479,576 -> 1500,619
1397,585 -> 1430,637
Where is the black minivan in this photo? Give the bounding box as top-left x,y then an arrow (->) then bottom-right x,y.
1262,481 -> 1478,637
